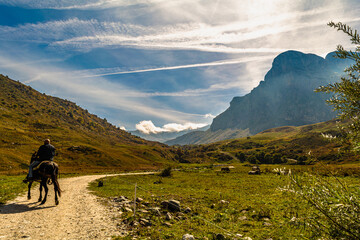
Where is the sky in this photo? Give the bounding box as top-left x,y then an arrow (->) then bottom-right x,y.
0,0 -> 359,133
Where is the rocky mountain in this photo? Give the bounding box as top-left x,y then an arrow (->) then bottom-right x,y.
0,75 -> 175,174
167,50 -> 352,145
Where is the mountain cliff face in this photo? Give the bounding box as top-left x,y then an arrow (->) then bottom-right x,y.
210,50 -> 350,134
168,51 -> 352,145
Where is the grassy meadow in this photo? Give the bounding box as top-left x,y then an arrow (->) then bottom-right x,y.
0,175 -> 28,204
89,164 -> 359,239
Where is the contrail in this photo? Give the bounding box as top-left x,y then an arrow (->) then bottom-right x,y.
79,56 -> 273,78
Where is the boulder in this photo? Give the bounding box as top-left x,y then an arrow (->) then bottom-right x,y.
182,234 -> 195,240
168,200 -> 181,212
161,200 -> 169,209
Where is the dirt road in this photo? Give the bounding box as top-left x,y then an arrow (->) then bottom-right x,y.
0,173 -> 153,240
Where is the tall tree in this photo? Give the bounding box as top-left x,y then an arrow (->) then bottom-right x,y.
316,21 -> 360,150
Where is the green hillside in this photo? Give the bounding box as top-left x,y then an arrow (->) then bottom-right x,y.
176,119 -> 359,165
0,75 -> 176,174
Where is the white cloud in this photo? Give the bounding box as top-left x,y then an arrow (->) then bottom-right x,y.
0,1 -> 357,64
0,0 -> 169,9
119,126 -> 127,131
136,120 -> 207,134
204,113 -> 215,119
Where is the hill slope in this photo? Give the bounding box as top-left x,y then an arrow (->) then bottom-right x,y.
0,75 -> 175,174
176,119 -> 358,165
168,51 -> 352,145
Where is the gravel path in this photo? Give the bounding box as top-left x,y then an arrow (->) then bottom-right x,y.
0,173 -> 153,240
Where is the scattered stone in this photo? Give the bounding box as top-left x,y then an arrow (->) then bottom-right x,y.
168,199 -> 181,212
139,209 -> 149,214
242,237 -> 252,240
114,196 -> 127,202
123,202 -> 132,208
238,216 -> 247,221
166,212 -> 172,220
182,234 -> 195,240
215,233 -> 225,240
184,207 -> 192,214
263,222 -> 272,226
136,197 -> 143,202
248,166 -> 261,175
219,200 -> 229,204
139,218 -> 151,226
163,222 -> 172,227
131,221 -> 139,227
124,207 -> 133,213
235,233 -> 243,238
263,217 -> 270,221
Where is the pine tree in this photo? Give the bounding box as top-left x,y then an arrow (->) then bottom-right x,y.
316,21 -> 360,150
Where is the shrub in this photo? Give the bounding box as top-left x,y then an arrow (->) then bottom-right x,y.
288,173 -> 360,239
159,166 -> 172,177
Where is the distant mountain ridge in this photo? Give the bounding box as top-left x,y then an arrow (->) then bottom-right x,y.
131,125 -> 209,143
167,50 -> 352,145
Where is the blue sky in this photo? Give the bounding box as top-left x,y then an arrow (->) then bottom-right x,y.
0,0 -> 359,133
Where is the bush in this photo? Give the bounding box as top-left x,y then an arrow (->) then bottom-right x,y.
159,166 -> 172,177
289,173 -> 360,239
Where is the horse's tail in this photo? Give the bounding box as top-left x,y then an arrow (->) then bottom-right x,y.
52,166 -> 62,197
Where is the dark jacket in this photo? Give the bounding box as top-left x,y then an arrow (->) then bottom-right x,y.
37,144 -> 56,161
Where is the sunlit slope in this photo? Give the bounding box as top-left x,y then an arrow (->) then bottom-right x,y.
0,75 -> 175,174
178,119 -> 358,164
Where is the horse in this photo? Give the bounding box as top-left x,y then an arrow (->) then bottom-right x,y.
27,152 -> 61,205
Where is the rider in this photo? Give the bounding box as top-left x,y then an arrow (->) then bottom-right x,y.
25,139 -> 56,181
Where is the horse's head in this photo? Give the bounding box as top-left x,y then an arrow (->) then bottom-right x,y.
31,151 -> 38,163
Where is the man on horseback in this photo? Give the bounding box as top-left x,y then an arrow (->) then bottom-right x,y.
24,139 -> 56,182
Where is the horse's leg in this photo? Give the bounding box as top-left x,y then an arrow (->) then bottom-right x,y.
38,182 -> 43,202
40,179 -> 48,205
27,182 -> 33,200
52,175 -> 59,205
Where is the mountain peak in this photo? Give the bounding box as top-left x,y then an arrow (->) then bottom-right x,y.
210,50 -> 350,135
267,50 -> 325,78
